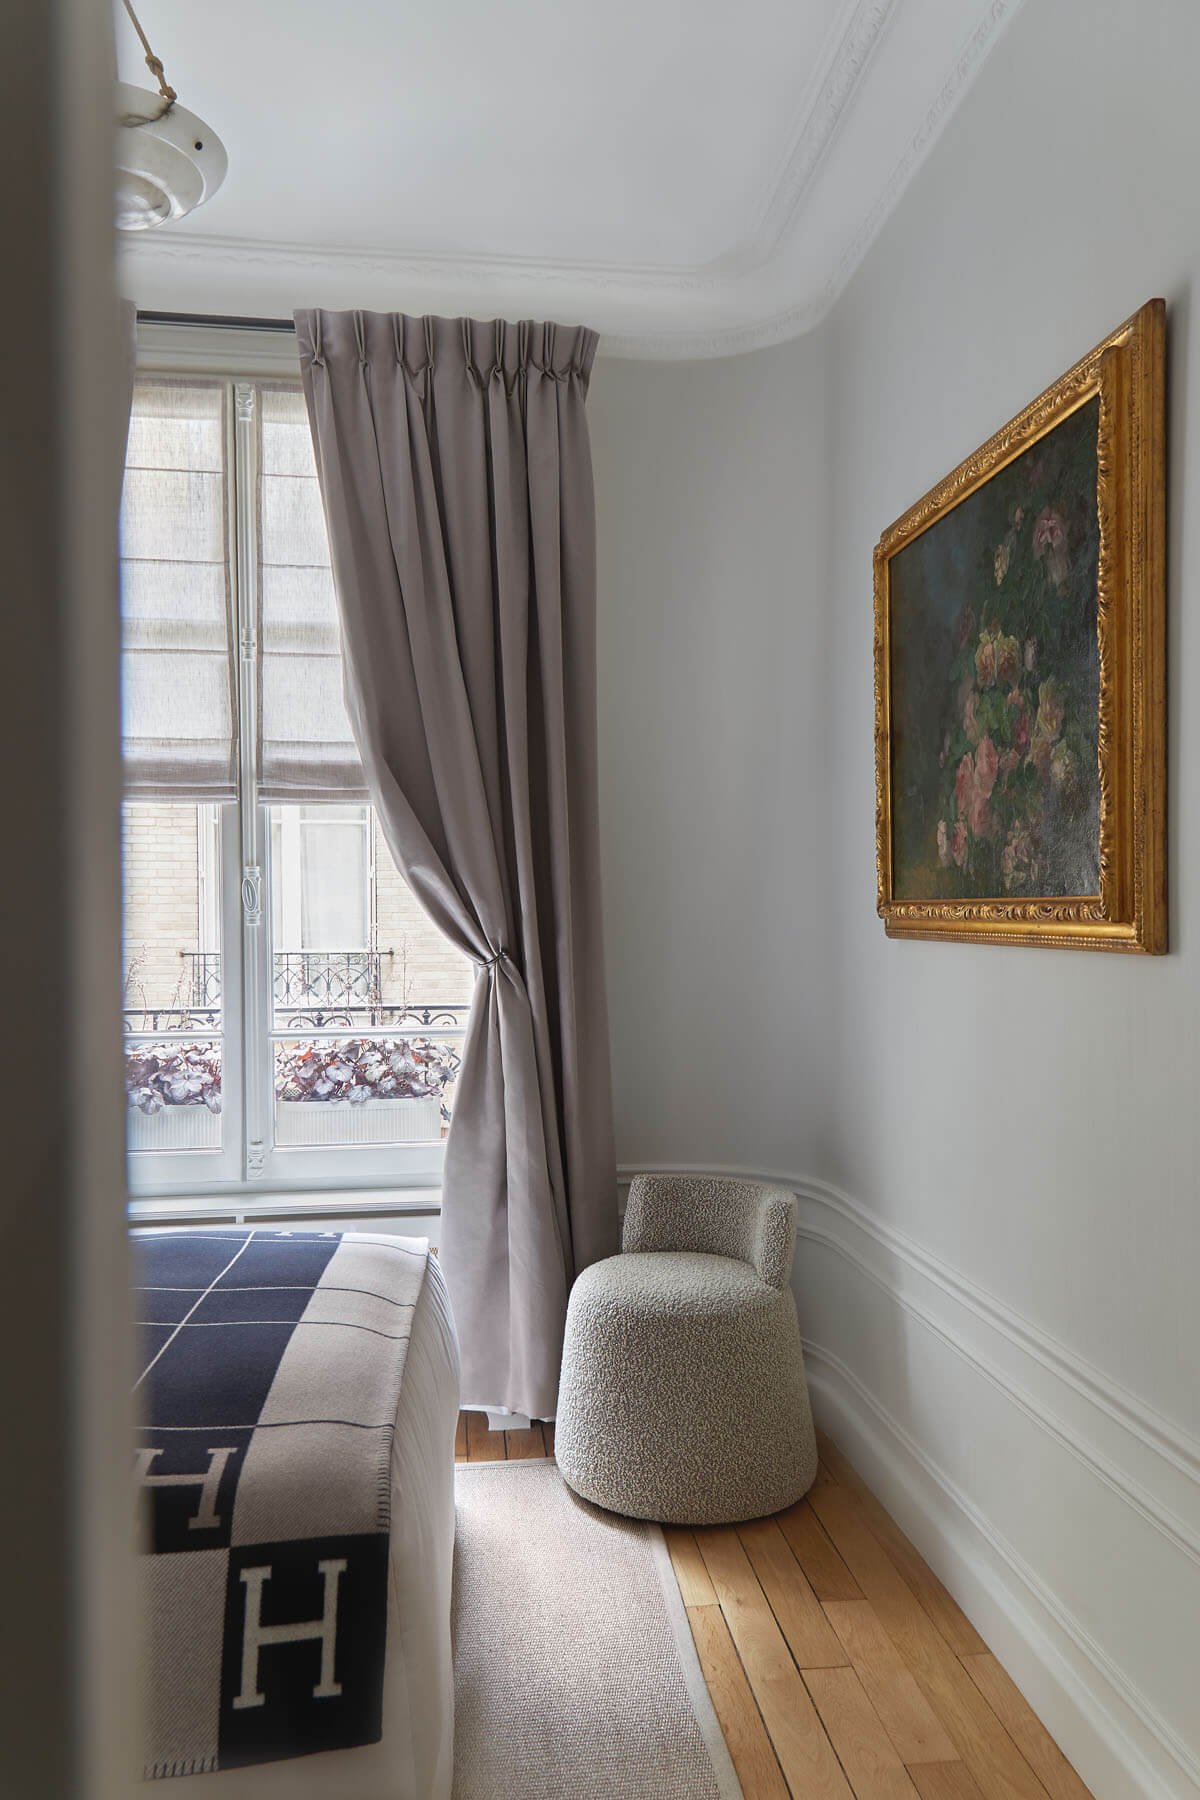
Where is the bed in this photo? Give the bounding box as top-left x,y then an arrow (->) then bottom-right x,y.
134,1229 -> 459,1800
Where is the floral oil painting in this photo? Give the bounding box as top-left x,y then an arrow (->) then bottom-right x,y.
874,301 -> 1166,952
889,397 -> 1100,903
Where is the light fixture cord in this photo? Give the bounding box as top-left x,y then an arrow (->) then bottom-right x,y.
120,0 -> 177,110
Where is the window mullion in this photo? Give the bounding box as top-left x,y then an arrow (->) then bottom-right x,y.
230,380 -> 271,1182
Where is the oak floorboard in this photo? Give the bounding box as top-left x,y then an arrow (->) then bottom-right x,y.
664,1527 -> 718,1608
687,1603 -> 791,1800
778,1497 -> 864,1602
824,1599 -> 958,1766
464,1409 -> 508,1462
452,1416 -> 1085,1800
504,1425 -> 547,1460
809,1487 -> 1050,1800
738,1517 -> 847,1668
960,1656 -> 1093,1800
694,1527 -> 856,1800
907,1763 -> 988,1799
816,1434 -> 987,1659
803,1665 -> 921,1799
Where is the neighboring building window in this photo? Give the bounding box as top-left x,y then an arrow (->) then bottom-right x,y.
121,377 -> 473,1195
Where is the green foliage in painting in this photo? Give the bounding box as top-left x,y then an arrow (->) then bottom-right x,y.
889,397 -> 1101,900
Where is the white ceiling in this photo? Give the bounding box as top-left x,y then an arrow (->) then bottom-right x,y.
118,0 -> 1024,358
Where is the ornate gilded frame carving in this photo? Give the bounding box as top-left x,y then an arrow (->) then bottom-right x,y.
873,300 -> 1166,952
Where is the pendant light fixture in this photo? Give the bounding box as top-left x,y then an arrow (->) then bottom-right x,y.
115,0 -> 227,231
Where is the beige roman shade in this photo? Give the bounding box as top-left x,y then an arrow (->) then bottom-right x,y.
120,377 -> 367,802
255,385 -> 367,802
120,379 -> 238,800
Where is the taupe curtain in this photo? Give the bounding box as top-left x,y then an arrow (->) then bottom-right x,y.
295,310 -> 616,1420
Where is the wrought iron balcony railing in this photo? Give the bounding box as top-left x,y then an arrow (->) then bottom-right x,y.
122,949 -> 469,1039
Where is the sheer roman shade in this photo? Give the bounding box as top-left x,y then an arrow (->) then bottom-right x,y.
120,379 -> 237,800
120,378 -> 368,803
256,386 -> 367,801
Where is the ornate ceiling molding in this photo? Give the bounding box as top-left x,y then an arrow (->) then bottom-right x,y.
121,0 -> 1024,361
745,0 -> 899,268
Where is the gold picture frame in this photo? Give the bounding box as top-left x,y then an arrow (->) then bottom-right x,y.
873,299 -> 1165,952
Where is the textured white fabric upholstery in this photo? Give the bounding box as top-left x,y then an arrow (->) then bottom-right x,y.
556,1177 -> 817,1525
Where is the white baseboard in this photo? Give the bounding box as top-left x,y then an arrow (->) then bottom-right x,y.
615,1162 -> 1200,1800
805,1342 -> 1197,1800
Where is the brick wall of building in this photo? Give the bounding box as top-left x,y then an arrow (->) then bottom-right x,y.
122,804 -> 204,1018
122,804 -> 474,1020
372,816 -> 474,1011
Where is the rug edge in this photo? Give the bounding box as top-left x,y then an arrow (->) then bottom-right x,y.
646,1522 -> 746,1800
454,1460 -> 745,1800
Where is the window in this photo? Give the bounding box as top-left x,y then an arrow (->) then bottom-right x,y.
121,376 -> 473,1195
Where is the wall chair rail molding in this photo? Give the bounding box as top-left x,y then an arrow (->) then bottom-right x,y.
615,1163 -> 1200,1798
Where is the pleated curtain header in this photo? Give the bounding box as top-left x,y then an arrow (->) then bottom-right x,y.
295,310 -> 599,390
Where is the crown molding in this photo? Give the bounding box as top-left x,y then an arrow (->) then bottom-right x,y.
120,0 -> 1025,361
746,0 -> 899,267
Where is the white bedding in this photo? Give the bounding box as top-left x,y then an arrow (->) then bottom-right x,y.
146,1244 -> 460,1800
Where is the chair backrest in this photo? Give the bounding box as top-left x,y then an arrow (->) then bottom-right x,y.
621,1174 -> 797,1290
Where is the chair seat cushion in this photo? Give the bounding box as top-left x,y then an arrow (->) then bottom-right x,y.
571,1249 -> 775,1321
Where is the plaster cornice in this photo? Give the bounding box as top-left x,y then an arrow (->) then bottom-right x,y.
121,0 -> 1024,361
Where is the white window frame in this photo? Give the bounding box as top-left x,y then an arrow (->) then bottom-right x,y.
127,324 -> 457,1206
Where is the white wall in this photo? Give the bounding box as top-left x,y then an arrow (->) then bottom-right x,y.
818,3 -> 1200,1791
589,340 -> 835,1176
593,2 -> 1200,1794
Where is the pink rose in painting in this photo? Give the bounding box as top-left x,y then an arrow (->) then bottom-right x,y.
955,752 -> 975,822
969,734 -> 999,837
952,821 -> 968,868
937,819 -> 951,867
962,687 -> 983,746
1012,701 -> 1031,755
975,632 -> 997,689
1000,747 -> 1020,778
1033,506 -> 1070,586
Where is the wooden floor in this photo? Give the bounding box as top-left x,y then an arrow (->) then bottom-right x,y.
455,1412 -> 1092,1800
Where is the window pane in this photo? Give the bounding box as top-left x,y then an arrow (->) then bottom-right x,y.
121,380 -> 236,801
269,803 -> 473,1145
123,803 -> 223,1154
257,386 -> 366,800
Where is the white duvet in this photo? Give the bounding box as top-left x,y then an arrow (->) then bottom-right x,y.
145,1246 -> 460,1800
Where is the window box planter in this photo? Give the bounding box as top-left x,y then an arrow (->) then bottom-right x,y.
127,1104 -> 222,1153
274,1094 -> 444,1148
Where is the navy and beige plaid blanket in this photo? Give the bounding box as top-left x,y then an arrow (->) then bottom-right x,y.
133,1228 -> 428,1778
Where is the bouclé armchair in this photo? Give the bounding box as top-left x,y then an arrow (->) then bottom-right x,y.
555,1174 -> 818,1524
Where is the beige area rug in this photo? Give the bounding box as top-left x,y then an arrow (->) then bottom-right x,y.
452,1461 -> 743,1800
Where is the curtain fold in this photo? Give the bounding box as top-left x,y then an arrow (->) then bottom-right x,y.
295,309 -> 616,1419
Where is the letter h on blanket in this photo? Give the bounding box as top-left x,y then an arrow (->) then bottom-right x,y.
233,1558 -> 347,1710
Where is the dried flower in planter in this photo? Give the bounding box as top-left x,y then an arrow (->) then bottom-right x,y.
274,1036 -> 458,1105
125,1043 -> 222,1113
